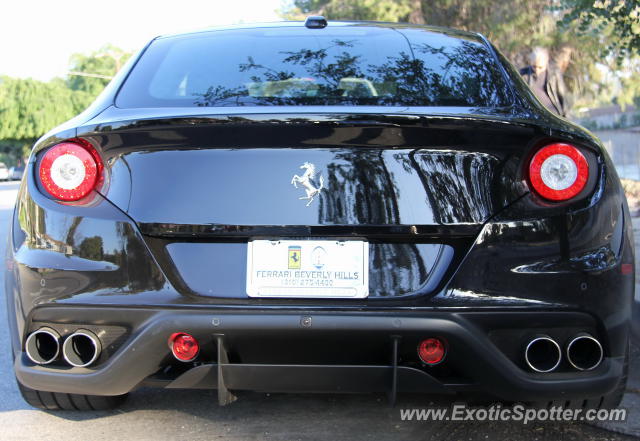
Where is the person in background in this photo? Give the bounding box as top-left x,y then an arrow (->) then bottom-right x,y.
520,47 -> 569,117
553,45 -> 578,111
554,45 -> 573,74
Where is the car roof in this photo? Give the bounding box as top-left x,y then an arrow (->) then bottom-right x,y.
156,20 -> 484,43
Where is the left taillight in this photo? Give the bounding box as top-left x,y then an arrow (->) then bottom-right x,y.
38,140 -> 102,201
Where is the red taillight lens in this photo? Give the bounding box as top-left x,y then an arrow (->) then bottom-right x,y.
528,143 -> 589,201
169,333 -> 199,362
39,140 -> 102,201
417,338 -> 446,365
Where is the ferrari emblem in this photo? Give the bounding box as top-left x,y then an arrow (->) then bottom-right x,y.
288,246 -> 301,269
291,162 -> 324,206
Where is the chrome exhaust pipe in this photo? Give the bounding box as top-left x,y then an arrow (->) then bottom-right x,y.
62,329 -> 101,368
566,334 -> 603,371
25,327 -> 61,365
525,335 -> 561,373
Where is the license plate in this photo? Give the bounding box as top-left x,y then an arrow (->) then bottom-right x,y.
246,240 -> 369,298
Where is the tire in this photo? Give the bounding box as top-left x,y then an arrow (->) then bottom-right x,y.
17,381 -> 127,411
532,338 -> 629,410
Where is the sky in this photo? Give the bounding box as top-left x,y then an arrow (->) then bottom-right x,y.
0,0 -> 285,81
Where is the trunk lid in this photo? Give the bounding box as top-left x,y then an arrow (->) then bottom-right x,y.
77,108 -> 540,300
82,108 -> 533,231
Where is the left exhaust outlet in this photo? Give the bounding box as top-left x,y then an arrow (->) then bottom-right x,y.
25,327 -> 61,365
62,329 -> 102,368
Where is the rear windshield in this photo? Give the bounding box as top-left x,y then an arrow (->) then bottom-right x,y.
116,26 -> 512,108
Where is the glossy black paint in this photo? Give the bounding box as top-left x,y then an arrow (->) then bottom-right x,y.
83,110 -> 533,225
5,21 -> 634,402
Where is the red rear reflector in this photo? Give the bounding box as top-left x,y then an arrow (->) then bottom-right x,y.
528,143 -> 588,201
169,333 -> 199,362
418,338 -> 446,365
39,140 -> 102,201
621,263 -> 633,275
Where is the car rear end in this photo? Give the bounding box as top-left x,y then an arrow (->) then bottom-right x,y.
6,22 -> 633,408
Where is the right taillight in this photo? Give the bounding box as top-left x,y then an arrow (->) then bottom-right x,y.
38,140 -> 102,201
528,143 -> 589,201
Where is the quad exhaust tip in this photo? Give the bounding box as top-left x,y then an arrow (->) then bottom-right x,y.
62,329 -> 102,368
566,334 -> 603,371
525,335 -> 561,373
25,327 -> 61,365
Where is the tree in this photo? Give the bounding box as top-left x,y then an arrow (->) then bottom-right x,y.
281,0 -> 639,110
283,0 -> 414,21
0,45 -> 131,164
67,44 -> 131,95
287,0 -> 561,60
557,0 -> 640,61
0,76 -> 92,160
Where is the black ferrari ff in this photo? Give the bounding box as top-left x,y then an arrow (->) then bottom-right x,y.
6,17 -> 633,411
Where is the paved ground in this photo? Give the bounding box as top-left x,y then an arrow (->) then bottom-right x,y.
0,180 -> 638,441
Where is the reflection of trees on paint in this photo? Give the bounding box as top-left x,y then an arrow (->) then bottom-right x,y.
368,243 -> 432,297
409,151 -> 498,224
312,146 -> 500,296
318,150 -> 398,224
79,236 -> 104,261
20,201 -> 166,297
316,150 -> 431,297
317,148 -> 497,226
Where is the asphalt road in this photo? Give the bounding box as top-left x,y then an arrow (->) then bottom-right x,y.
0,180 -> 637,441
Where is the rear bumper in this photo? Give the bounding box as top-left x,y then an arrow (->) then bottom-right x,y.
15,307 -> 625,401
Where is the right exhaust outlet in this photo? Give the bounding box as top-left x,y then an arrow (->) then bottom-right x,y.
62,329 -> 102,368
566,333 -> 603,371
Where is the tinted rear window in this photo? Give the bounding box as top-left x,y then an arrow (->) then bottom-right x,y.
116,26 -> 511,108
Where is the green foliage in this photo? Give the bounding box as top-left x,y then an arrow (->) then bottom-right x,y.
323,0 -> 413,21
422,0 -> 555,56
555,1 -> 640,110
557,0 -> 640,62
67,45 -> 131,95
284,0 -> 640,113
0,46 -> 130,164
291,0 -> 331,13
0,76 -> 92,142
285,0 -> 413,21
289,0 -> 561,58
0,139 -> 30,165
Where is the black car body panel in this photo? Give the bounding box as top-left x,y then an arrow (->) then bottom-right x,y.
5,20 -> 634,405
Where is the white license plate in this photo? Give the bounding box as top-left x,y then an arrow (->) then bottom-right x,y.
246,240 -> 369,298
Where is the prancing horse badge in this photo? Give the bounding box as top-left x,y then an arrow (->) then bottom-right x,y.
290,162 -> 324,206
